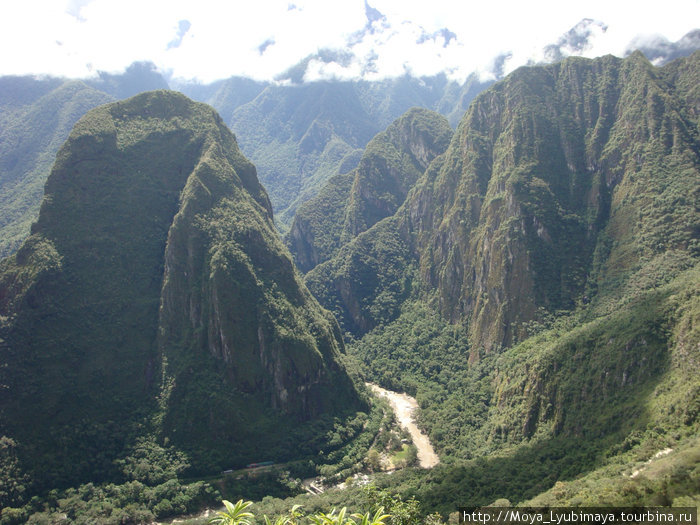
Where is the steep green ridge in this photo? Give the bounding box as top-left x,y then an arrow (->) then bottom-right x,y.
0,79 -> 114,257
347,265 -> 699,512
0,90 -> 362,493
205,74 -> 490,229
0,65 -> 170,258
298,51 -> 700,511
287,108 -> 452,273
308,51 -> 700,350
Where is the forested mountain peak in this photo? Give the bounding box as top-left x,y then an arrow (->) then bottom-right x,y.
0,65 -> 172,258
287,107 -> 452,273
0,90 -> 362,493
306,51 -> 700,352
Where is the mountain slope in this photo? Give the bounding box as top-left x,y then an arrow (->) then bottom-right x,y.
353,264 -> 699,512
0,79 -> 113,257
0,69 -> 490,254
287,107 -> 452,273
307,51 -> 699,352
334,51 -> 699,511
0,90 -> 361,492
0,65 -> 170,258
203,75 -> 489,229
84,61 -> 169,99
417,50 -> 699,353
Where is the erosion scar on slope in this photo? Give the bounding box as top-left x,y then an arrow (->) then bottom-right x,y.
368,383 -> 439,468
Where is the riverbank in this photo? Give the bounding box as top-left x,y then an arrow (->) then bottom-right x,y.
367,383 -> 439,468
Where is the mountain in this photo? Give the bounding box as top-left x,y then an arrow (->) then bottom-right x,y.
542,19 -> 609,63
626,28 -> 700,65
192,74 -> 491,230
0,64 -> 169,258
0,91 -> 362,492
0,69 -> 491,259
176,76 -> 268,124
0,79 -> 113,258
2,26 -> 698,259
287,107 -> 453,273
307,51 -> 699,349
308,51 -> 700,511
208,25 -> 700,235
0,38 -> 698,520
84,61 -> 170,100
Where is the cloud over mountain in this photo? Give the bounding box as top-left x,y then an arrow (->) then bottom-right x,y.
625,28 -> 700,64
1,0 -> 698,82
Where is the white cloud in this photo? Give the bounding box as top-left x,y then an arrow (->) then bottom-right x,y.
0,0 -> 697,82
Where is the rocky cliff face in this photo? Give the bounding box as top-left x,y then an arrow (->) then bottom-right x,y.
306,51 -> 700,355
416,51 -> 699,354
288,108 -> 452,273
0,90 -> 360,488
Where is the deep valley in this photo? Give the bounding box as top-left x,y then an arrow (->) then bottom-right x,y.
0,40 -> 698,525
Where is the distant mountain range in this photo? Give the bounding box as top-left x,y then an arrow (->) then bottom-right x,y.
0,26 -> 698,520
1,25 -> 697,258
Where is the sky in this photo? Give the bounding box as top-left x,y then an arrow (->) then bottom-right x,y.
1,0 -> 698,83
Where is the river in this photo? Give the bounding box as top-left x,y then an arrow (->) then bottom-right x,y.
367,383 -> 439,468
155,384 -> 439,523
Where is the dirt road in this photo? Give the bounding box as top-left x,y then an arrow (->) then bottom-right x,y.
368,383 -> 439,468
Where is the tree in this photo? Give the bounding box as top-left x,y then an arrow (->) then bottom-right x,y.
363,485 -> 421,525
264,504 -> 304,525
367,449 -> 382,472
209,499 -> 390,525
209,499 -> 254,525
0,436 -> 29,509
353,507 -> 392,525
308,507 -> 354,525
